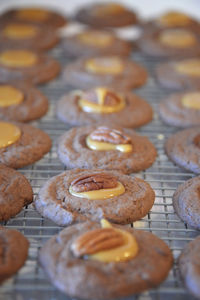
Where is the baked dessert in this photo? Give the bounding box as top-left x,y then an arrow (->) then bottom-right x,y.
0,121 -> 51,168
57,87 -> 152,127
0,22 -> 59,51
62,56 -> 147,90
35,169 -> 155,226
165,127 -> 200,174
178,236 -> 200,298
0,227 -> 29,283
0,164 -> 33,221
159,91 -> 200,127
62,29 -> 131,58
156,58 -> 200,90
137,28 -> 200,57
75,2 -> 138,28
57,126 -> 157,174
0,49 -> 60,85
0,82 -> 48,122
0,7 -> 67,29
39,219 -> 173,299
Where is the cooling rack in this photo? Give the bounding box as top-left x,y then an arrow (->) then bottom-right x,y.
0,46 -> 198,300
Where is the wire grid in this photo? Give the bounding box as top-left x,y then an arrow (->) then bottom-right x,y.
0,46 -> 199,300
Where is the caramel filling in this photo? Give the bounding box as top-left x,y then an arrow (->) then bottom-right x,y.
156,11 -> 191,27
85,57 -> 124,75
0,122 -> 21,148
92,3 -> 126,16
3,24 -> 38,39
181,92 -> 200,109
16,8 -> 49,21
69,181 -> 125,200
0,50 -> 38,68
159,29 -> 196,48
86,135 -> 132,152
78,31 -> 113,47
175,59 -> 200,76
0,85 -> 24,107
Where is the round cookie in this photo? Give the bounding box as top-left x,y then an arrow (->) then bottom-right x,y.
35,169 -> 155,226
62,29 -> 131,58
57,126 -> 157,174
0,22 -> 59,51
159,91 -> 200,128
156,58 -> 200,90
62,56 -> 147,90
0,164 -> 33,221
173,176 -> 200,230
0,121 -> 52,169
39,221 -> 173,299
0,49 -> 60,85
57,87 -> 152,127
178,236 -> 200,298
74,2 -> 138,28
0,7 -> 67,29
137,28 -> 200,58
0,82 -> 48,122
165,127 -> 200,174
0,227 -> 29,283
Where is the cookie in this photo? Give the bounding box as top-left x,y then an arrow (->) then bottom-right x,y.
156,58 -> 200,90
57,87 -> 152,127
159,91 -> 200,128
0,164 -> 33,221
0,7 -> 67,29
0,22 -> 59,51
0,227 -> 29,283
62,56 -> 147,90
62,29 -> 131,58
75,2 -> 138,28
0,49 -> 60,85
173,176 -> 200,230
0,121 -> 51,169
178,236 -> 200,298
137,28 -> 200,58
165,127 -> 200,174
57,126 -> 157,174
35,169 -> 155,226
39,220 -> 173,299
0,82 -> 48,122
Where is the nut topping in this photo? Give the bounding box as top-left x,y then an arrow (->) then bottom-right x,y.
193,134 -> 200,148
71,227 -> 124,257
82,88 -> 122,106
90,126 -> 131,145
70,173 -> 118,193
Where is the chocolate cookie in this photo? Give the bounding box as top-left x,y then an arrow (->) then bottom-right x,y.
0,82 -> 48,122
178,236 -> 200,298
0,121 -> 51,169
156,58 -> 200,90
0,227 -> 29,283
159,91 -> 200,127
165,127 -> 200,174
39,221 -> 173,299
35,169 -> 155,226
0,164 -> 33,221
75,3 -> 138,28
0,7 -> 67,29
57,87 -> 152,127
0,22 -> 59,51
57,126 -> 157,174
0,49 -> 60,85
137,28 -> 200,58
62,29 -> 131,58
173,176 -> 200,230
62,56 -> 147,90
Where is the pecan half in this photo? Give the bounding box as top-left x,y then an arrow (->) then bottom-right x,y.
71,227 -> 124,257
90,126 -> 131,145
70,173 -> 118,193
82,88 -> 122,106
193,134 -> 200,148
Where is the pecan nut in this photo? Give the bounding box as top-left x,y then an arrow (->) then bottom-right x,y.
82,88 -> 122,106
70,173 -> 118,193
193,134 -> 200,148
90,126 -> 131,145
71,227 -> 124,257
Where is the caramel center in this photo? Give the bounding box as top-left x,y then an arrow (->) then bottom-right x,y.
0,50 -> 38,67
181,92 -> 200,109
157,11 -> 191,27
3,24 -> 38,39
175,59 -> 200,76
85,57 -> 124,75
0,122 -> 21,148
159,29 -> 196,48
0,85 -> 24,107
16,8 -> 49,21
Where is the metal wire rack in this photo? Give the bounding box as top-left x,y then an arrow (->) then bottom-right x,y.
0,45 -> 199,300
